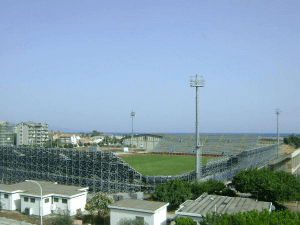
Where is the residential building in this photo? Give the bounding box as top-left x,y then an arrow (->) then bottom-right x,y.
0,121 -> 14,146
59,134 -> 78,145
14,121 -> 48,146
108,199 -> 169,225
175,193 -> 274,222
0,181 -> 88,216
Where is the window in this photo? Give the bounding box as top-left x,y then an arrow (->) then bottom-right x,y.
4,194 -> 8,199
24,197 -> 28,202
30,198 -> 35,203
136,217 -> 144,223
54,198 -> 59,203
62,199 -> 67,204
45,198 -> 49,203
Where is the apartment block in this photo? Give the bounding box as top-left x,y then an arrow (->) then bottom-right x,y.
14,121 -> 48,146
0,121 -> 14,146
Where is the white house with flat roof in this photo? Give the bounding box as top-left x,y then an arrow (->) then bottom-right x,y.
175,193 -> 274,222
0,181 -> 88,216
108,199 -> 169,225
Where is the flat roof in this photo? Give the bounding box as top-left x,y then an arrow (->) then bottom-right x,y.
108,199 -> 169,213
176,193 -> 272,217
0,181 -> 88,197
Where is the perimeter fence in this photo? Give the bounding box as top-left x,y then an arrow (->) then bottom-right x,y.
0,144 -> 277,193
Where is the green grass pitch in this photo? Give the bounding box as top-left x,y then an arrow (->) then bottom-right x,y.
119,154 -> 214,176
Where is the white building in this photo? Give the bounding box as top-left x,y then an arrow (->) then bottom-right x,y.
0,181 -> 88,216
108,199 -> 169,225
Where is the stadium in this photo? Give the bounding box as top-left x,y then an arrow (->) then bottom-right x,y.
0,133 -> 278,193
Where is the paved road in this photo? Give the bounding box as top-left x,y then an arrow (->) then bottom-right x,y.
0,217 -> 34,225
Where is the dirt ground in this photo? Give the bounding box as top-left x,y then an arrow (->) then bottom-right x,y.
282,202 -> 300,213
0,210 -> 110,225
0,210 -> 57,224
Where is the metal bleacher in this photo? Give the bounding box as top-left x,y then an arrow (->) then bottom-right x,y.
151,134 -> 259,156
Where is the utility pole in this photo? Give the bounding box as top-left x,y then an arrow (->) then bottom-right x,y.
190,75 -> 205,180
130,110 -> 135,152
275,109 -> 281,157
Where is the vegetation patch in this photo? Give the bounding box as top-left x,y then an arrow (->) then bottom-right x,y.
120,154 -> 214,176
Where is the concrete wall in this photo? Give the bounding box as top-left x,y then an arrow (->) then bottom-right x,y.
110,209 -> 155,225
21,196 -> 43,216
20,193 -> 87,216
0,192 -> 21,211
122,135 -> 162,151
269,149 -> 300,175
110,207 -> 167,225
69,193 -> 87,216
154,206 -> 168,225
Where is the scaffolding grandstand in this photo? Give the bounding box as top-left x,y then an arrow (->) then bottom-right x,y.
0,142 -> 277,193
151,134 -> 259,156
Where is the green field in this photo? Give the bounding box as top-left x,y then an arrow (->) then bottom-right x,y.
120,154 -> 214,176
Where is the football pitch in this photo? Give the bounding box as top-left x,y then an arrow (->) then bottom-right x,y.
119,154 -> 214,176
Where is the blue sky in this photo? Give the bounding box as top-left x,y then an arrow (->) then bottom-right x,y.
0,0 -> 299,133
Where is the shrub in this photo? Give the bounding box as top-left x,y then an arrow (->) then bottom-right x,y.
51,210 -> 73,225
200,209 -> 300,225
174,217 -> 195,225
117,218 -> 149,225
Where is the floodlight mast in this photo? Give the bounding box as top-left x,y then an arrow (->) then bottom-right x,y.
275,109 -> 281,158
130,110 -> 136,152
190,75 -> 205,180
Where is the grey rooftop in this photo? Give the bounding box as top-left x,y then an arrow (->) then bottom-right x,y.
108,199 -> 169,213
0,181 -> 88,197
176,193 -> 273,218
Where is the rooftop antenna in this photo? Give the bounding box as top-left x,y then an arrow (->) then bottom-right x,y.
275,109 -> 281,157
130,110 -> 136,152
190,75 -> 205,180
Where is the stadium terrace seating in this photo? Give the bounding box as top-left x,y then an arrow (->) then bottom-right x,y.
151,134 -> 259,156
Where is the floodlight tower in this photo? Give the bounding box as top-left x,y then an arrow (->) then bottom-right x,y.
275,109 -> 281,157
190,75 -> 205,180
130,110 -> 136,152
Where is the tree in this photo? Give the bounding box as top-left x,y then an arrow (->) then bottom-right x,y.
151,179 -> 191,209
284,134 -> 300,148
191,180 -> 226,198
231,168 -> 300,203
85,192 -> 113,223
91,130 -> 101,137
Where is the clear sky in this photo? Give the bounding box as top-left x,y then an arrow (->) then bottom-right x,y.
1,0 -> 299,133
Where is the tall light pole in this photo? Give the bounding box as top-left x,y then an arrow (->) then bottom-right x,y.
25,180 -> 43,225
275,109 -> 281,158
130,110 -> 136,152
190,75 -> 205,180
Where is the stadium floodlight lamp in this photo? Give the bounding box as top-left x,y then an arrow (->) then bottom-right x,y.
130,110 -> 136,152
190,75 -> 205,87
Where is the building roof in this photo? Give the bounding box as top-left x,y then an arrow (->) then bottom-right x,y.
176,193 -> 272,218
0,181 -> 88,197
108,199 -> 169,213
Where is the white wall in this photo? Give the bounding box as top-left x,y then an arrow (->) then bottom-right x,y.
154,206 -> 168,225
21,196 -> 41,216
52,193 -> 87,216
110,209 -> 155,225
1,193 -> 11,210
11,193 -> 21,211
69,193 -> 87,216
